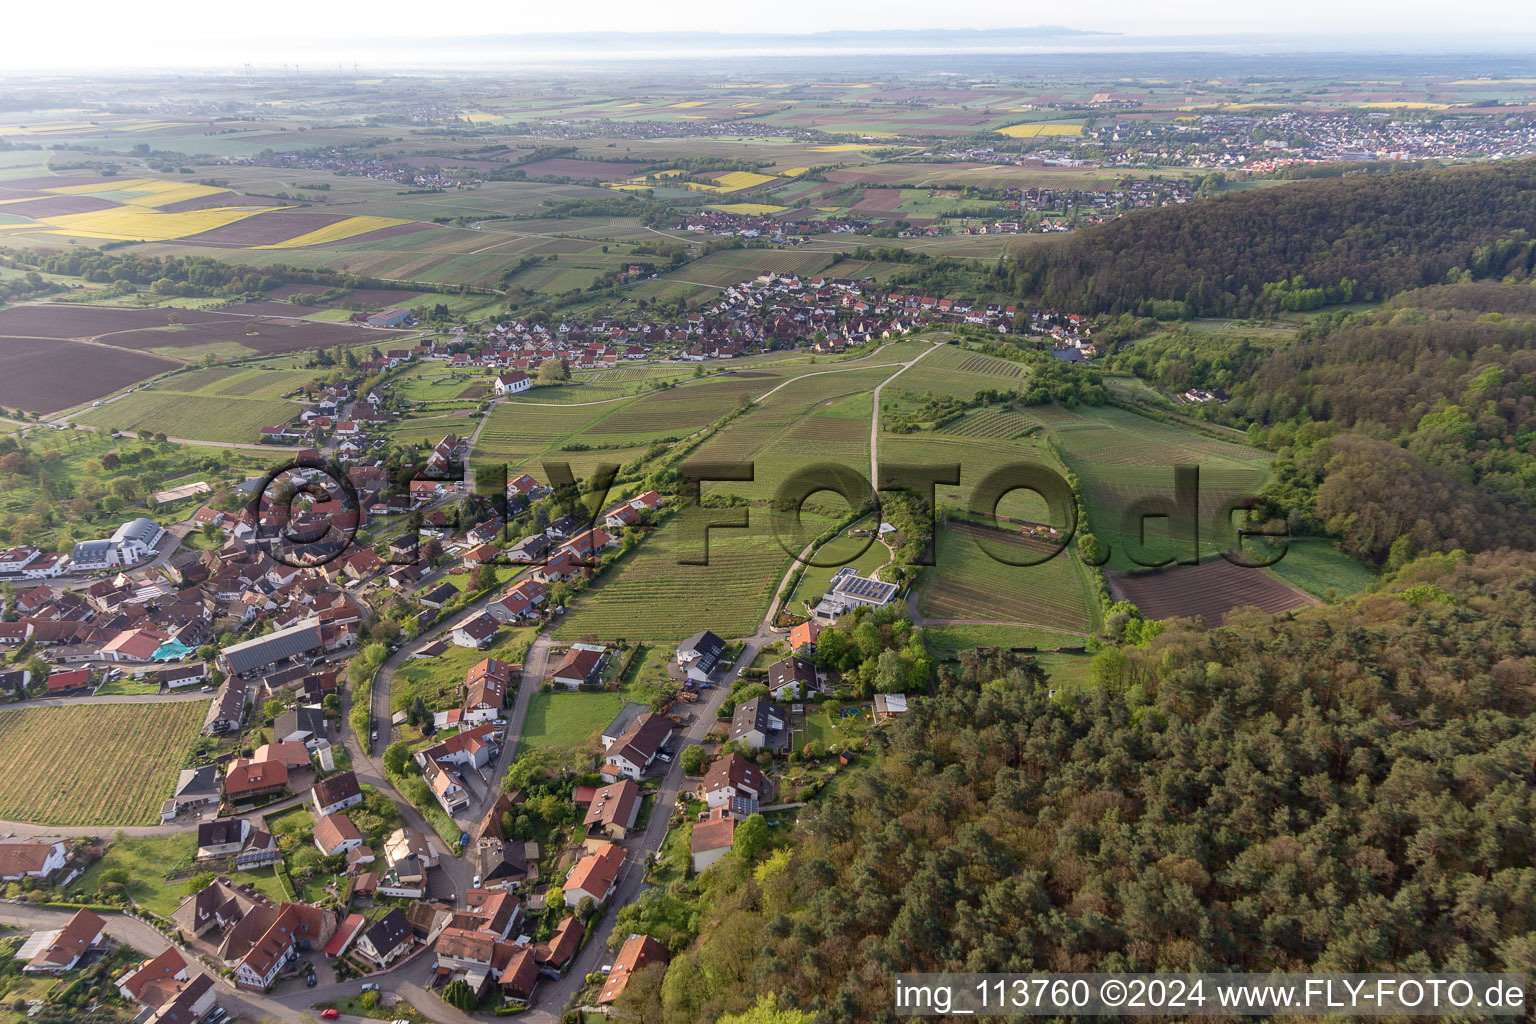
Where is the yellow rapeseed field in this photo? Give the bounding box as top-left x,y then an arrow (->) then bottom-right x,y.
670,101 -> 709,108
707,202 -> 788,215
780,167 -> 810,177
995,123 -> 1084,138
256,215 -> 411,249
37,204 -> 281,241
124,183 -> 231,208
808,143 -> 881,152
710,171 -> 779,191
43,177 -> 167,195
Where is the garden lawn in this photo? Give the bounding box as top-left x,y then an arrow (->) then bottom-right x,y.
69,833 -> 197,918
391,626 -> 537,713
1267,537 -> 1377,600
518,691 -> 624,755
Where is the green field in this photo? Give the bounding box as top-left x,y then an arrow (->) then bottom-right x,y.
1046,404 -> 1271,572
519,691 -> 625,754
70,833 -> 290,916
922,622 -> 1093,652
790,522 -> 890,610
0,701 -> 209,826
76,391 -> 301,443
919,520 -> 1099,634
552,517 -> 799,642
1267,537 -> 1378,600
391,625 -> 536,714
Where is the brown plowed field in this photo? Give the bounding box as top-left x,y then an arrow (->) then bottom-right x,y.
1109,558 -> 1318,626
516,158 -> 649,180
0,195 -> 117,217
156,191 -> 276,214
0,305 -> 238,339
341,288 -> 421,307
315,222 -> 433,248
181,209 -> 349,245
266,284 -> 328,299
225,301 -> 327,317
0,336 -> 180,413
852,189 -> 908,213
103,316 -> 398,353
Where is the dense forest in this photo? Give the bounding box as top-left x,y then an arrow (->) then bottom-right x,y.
3,249 -> 482,300
639,551 -> 1536,1023
1007,160 -> 1536,316
1105,283 -> 1536,566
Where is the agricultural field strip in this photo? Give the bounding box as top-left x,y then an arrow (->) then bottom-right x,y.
0,701 -> 209,826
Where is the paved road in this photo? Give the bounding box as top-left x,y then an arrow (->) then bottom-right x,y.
0,791 -> 315,841
0,902 -> 471,1024
0,689 -> 212,712
525,636 -> 753,1022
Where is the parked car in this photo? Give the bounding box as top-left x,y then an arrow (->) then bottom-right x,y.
320,1012 -> 339,1021
360,982 -> 380,992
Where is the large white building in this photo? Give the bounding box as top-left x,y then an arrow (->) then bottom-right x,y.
70,518 -> 165,571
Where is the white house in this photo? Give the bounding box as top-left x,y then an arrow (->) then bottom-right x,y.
494,371 -> 531,395
0,839 -> 68,882
70,517 -> 165,571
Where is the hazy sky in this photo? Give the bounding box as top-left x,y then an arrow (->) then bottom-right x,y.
4,0 -> 1535,70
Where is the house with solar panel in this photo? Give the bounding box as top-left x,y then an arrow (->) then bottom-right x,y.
810,567 -> 900,621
